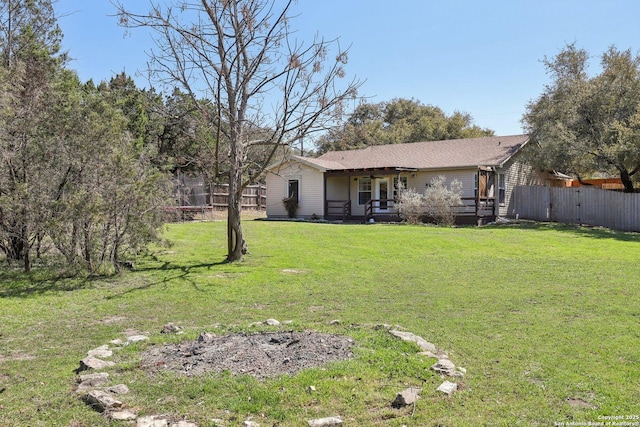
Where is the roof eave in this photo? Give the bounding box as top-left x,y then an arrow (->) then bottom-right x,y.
497,136 -> 530,168
272,155 -> 329,172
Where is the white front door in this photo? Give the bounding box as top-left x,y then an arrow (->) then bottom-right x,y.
374,178 -> 390,213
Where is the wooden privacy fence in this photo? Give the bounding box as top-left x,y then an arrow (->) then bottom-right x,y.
514,185 -> 640,232
175,174 -> 266,210
210,184 -> 266,210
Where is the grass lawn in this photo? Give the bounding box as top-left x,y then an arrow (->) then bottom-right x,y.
1,220 -> 639,426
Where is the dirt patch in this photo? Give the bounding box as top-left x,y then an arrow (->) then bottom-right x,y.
101,316 -> 127,324
141,331 -> 355,379
566,397 -> 597,409
0,352 -> 36,362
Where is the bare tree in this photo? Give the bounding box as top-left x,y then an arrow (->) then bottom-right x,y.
116,0 -> 362,261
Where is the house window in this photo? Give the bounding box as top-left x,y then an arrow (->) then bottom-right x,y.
288,179 -> 299,203
393,176 -> 408,199
499,173 -> 506,205
358,177 -> 372,205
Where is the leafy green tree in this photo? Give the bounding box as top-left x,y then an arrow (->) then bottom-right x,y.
0,1 -> 170,272
0,0 -> 65,271
0,0 -> 64,68
523,43 -> 640,192
97,72 -> 164,149
316,98 -> 494,154
154,88 -> 228,183
46,76 -> 170,273
117,0 -> 363,262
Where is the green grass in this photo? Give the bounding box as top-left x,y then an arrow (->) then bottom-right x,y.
1,220 -> 639,426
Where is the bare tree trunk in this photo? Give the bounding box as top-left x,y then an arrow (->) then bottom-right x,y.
7,233 -> 22,262
21,225 -> 30,272
226,158 -> 245,262
226,193 -> 244,262
83,221 -> 92,271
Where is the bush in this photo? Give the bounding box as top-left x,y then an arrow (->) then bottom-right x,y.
282,195 -> 298,218
396,175 -> 463,226
395,186 -> 425,225
424,175 -> 463,226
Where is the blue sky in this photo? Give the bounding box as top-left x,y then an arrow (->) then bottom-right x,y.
54,0 -> 640,136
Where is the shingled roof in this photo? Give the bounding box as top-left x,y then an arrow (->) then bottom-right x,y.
297,134 -> 529,171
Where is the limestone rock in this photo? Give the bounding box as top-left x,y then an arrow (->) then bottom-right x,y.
431,358 -> 456,376
76,372 -> 110,392
242,421 -> 260,427
307,416 -> 343,426
137,415 -> 169,427
88,345 -> 113,358
109,410 -> 138,421
127,335 -> 149,344
437,380 -> 458,395
78,356 -> 115,372
392,387 -> 421,408
83,389 -> 122,412
110,339 -> 124,346
76,382 -> 94,393
107,384 -> 130,394
388,330 -> 436,353
265,318 -> 280,326
79,372 -> 109,383
171,422 -> 199,427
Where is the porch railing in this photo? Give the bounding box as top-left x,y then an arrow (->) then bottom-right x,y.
364,199 -> 397,221
462,196 -> 496,217
366,197 -> 495,221
326,199 -> 351,220
327,197 -> 496,222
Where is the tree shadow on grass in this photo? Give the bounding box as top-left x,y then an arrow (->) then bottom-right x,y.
483,220 -> 640,243
0,255 -> 230,299
0,269 -> 96,299
104,258 -> 231,299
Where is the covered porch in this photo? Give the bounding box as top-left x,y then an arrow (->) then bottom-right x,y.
323,167 -> 499,224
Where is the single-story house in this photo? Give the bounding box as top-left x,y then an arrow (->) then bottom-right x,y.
266,134 -> 543,223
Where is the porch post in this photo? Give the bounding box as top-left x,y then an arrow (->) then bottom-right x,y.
475,168 -> 480,217
323,172 -> 327,219
493,170 -> 498,218
347,174 -> 352,218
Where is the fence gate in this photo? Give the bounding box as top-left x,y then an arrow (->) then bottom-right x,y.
551,187 -> 582,223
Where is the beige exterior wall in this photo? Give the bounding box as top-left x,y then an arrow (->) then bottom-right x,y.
266,160 -> 325,218
326,176 -> 349,200
266,156 -> 539,220
496,158 -> 543,217
342,170 -> 477,217
405,170 -> 476,198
